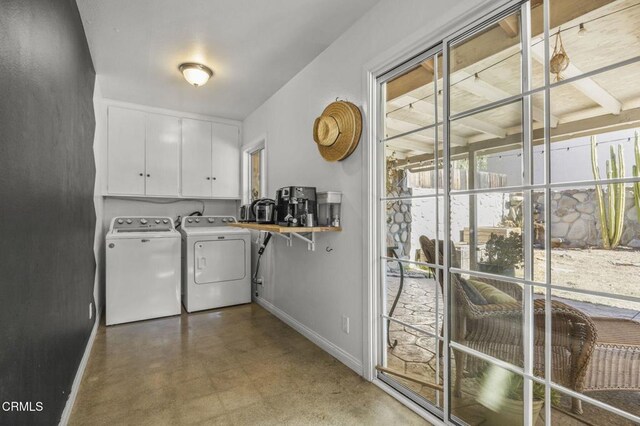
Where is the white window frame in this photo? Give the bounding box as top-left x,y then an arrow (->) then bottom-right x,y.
241,136 -> 267,205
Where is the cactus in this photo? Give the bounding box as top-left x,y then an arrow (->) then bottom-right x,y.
590,136 -> 626,249
634,131 -> 640,223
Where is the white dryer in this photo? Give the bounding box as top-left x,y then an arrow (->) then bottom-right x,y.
180,216 -> 251,312
106,216 -> 181,326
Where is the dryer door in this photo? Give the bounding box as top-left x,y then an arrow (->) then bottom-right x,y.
194,238 -> 246,284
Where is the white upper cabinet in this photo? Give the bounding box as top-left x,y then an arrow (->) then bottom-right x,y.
211,122 -> 240,198
145,114 -> 180,196
181,119 -> 213,197
107,107 -> 146,195
106,105 -> 240,199
181,119 -> 240,198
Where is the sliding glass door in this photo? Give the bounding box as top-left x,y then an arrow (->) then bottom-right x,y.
378,47 -> 446,413
376,1 -> 640,424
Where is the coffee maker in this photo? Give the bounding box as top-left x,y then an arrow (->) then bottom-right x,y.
275,186 -> 317,227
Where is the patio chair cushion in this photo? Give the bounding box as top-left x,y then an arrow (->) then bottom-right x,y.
459,278 -> 488,305
468,279 -> 517,304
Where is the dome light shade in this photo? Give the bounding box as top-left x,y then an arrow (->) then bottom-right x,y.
179,63 -> 213,87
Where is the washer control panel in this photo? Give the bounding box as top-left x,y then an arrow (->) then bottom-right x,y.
182,216 -> 237,228
112,217 -> 174,232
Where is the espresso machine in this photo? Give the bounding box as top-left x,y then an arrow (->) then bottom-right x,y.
275,186 -> 317,227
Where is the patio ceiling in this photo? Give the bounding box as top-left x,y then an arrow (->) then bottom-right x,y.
384,0 -> 640,167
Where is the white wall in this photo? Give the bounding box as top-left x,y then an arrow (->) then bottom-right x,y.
243,0 -> 490,372
92,77 -> 105,316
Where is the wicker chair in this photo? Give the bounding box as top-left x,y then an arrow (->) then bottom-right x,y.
582,317 -> 640,394
419,236 -> 597,414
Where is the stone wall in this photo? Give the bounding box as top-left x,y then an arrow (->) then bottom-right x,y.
388,188 -> 640,263
546,188 -> 640,248
387,189 -> 413,258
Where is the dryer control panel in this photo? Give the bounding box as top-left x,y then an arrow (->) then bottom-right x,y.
182,216 -> 237,228
111,217 -> 175,233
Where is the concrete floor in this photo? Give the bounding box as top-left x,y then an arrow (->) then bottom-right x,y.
70,303 -> 429,425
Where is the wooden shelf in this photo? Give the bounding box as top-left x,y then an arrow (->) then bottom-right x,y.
229,223 -> 341,251
229,223 -> 341,233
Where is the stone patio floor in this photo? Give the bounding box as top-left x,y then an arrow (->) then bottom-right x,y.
383,270 -> 640,425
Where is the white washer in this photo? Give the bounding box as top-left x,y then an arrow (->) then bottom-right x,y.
106,216 -> 181,326
180,216 -> 251,312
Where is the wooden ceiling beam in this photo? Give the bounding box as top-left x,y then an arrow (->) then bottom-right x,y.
395,103 -> 640,168
457,114 -> 508,139
386,66 -> 433,102
386,138 -> 435,154
420,58 -> 435,73
386,0 -> 615,101
530,43 -> 622,115
385,117 -> 467,146
455,71 -> 560,126
385,116 -> 428,135
391,95 -> 508,138
498,15 -> 520,38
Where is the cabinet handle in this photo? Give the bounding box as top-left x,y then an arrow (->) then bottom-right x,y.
206,177 -> 211,180
212,177 -> 217,180
147,174 -> 150,177
139,173 -> 143,176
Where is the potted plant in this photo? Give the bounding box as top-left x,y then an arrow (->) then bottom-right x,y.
478,232 -> 523,276
477,366 -> 558,425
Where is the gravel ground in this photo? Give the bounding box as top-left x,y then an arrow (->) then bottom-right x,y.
534,247 -> 640,312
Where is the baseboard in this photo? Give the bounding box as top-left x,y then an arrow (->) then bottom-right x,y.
58,313 -> 100,426
254,297 -> 363,375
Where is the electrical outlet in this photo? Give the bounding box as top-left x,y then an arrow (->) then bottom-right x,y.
89,302 -> 93,320
341,315 -> 350,334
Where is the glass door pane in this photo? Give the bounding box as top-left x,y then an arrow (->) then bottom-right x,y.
379,50 -> 444,413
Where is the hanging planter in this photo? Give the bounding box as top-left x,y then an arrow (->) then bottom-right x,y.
550,28 -> 570,82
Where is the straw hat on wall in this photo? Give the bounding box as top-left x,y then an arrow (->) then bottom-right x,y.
313,101 -> 362,162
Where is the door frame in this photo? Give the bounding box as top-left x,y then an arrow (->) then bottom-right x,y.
361,0 -> 519,423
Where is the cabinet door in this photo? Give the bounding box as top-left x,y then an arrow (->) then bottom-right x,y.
107,107 -> 145,194
181,119 -> 212,197
145,114 -> 180,196
211,122 -> 240,198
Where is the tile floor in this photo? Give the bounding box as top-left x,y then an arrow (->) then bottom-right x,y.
69,303 -> 429,425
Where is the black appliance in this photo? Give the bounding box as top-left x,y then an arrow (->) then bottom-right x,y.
254,198 -> 276,224
240,198 -> 276,223
275,186 -> 317,227
239,204 -> 255,222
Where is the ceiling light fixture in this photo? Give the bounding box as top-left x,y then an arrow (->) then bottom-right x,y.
179,63 -> 213,87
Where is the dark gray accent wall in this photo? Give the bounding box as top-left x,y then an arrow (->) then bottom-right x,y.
0,0 -> 96,424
